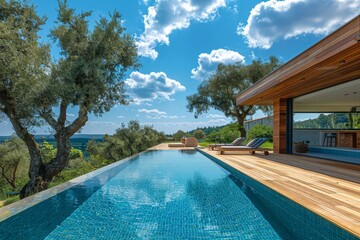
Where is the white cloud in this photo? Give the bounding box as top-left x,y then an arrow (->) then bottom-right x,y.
206,114 -> 226,118
117,115 -> 125,119
138,108 -> 167,115
138,108 -> 173,120
136,0 -> 226,59
250,51 -> 256,60
125,71 -> 185,104
191,49 -> 245,81
80,121 -> 121,134
238,0 -> 360,49
66,113 -> 75,118
144,118 -> 231,134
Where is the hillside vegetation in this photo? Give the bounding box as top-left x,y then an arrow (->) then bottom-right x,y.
0,121 -> 164,206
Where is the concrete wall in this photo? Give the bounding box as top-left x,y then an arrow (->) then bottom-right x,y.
293,129 -> 323,146
244,116 -> 273,132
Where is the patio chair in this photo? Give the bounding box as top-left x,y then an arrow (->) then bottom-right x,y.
208,137 -> 246,150
218,138 -> 270,155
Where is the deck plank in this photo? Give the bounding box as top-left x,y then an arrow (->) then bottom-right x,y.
198,147 -> 360,237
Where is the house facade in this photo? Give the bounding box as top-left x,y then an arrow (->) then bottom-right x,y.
236,15 -> 360,155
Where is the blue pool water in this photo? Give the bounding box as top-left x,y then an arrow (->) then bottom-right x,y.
0,150 -> 358,239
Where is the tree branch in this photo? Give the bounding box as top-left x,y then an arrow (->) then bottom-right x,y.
39,108 -> 57,129
65,104 -> 88,136
58,101 -> 67,126
244,106 -> 253,115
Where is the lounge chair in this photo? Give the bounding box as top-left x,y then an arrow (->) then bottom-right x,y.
208,137 -> 246,150
218,138 -> 270,155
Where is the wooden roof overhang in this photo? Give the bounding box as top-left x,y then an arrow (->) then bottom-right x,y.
236,15 -> 360,106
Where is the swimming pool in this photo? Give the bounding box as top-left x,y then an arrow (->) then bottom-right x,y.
0,150 -> 358,239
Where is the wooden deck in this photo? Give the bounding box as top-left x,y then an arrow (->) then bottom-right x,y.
150,144 -> 360,237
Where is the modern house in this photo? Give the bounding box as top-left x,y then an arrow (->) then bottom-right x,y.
236,15 -> 360,161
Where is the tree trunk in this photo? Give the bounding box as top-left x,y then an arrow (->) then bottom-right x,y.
45,128 -> 71,180
235,113 -> 247,137
19,133 -> 47,199
1,95 -> 46,198
20,128 -> 71,198
2,91 -> 87,198
237,121 -> 247,137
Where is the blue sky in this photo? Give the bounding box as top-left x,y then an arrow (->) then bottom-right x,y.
1,0 -> 359,135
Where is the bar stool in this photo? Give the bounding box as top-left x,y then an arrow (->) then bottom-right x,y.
323,133 -> 337,147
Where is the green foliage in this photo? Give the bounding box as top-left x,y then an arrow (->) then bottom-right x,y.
187,63 -> 252,119
1,0 -> 139,197
198,142 -> 209,147
193,129 -> 206,139
294,113 -> 360,129
45,1 -> 139,116
0,0 -> 50,124
69,148 -> 83,159
0,137 -> 91,201
247,124 -> 273,142
173,130 -> 187,141
0,137 -> 29,191
87,121 -> 166,164
206,123 -> 240,143
260,141 -> 273,149
87,154 -> 112,169
39,141 -> 84,163
40,141 -> 56,163
189,125 -> 223,136
3,195 -> 20,206
187,57 -> 281,136
49,158 -> 94,187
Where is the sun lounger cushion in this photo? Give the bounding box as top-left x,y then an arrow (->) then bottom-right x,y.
208,137 -> 245,150
218,138 -> 269,155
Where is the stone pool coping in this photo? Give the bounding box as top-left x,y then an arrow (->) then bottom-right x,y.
0,151 -> 144,222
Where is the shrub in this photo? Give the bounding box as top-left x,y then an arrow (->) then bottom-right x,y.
206,123 -> 239,143
247,124 -> 273,142
4,196 -> 19,206
193,129 -> 206,139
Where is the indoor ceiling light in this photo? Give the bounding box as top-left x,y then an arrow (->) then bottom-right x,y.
355,34 -> 360,42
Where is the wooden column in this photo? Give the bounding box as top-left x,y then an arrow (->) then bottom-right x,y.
273,98 -> 287,154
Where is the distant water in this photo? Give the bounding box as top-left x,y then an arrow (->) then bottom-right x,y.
0,134 -> 104,141
0,134 -> 104,157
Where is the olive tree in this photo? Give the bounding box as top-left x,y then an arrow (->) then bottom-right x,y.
187,57 -> 280,137
0,1 -> 138,198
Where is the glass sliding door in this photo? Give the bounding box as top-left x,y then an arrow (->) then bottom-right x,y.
291,79 -> 360,162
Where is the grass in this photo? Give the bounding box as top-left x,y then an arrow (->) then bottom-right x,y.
198,142 -> 209,147
261,141 -> 273,149
2,196 -> 19,207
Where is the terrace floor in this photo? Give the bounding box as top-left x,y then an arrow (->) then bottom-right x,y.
150,143 -> 360,237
